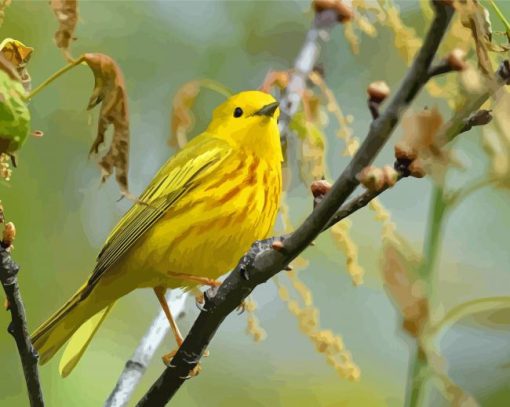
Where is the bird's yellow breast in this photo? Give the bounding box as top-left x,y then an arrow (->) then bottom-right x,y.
119,150 -> 281,289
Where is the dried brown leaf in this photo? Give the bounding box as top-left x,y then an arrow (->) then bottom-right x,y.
401,107 -> 443,153
169,81 -> 200,149
460,1 -> 493,75
84,53 -> 130,195
260,70 -> 290,93
50,0 -> 78,60
381,236 -> 428,337
0,38 -> 33,92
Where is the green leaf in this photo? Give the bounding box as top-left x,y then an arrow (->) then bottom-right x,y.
0,69 -> 30,154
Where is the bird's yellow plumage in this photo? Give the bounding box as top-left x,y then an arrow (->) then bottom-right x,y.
31,90 -> 282,375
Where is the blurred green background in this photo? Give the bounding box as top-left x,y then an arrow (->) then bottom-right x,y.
1,1 -> 510,406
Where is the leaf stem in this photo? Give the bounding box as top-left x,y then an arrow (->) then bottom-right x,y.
406,345 -> 428,407
419,185 -> 447,282
486,0 -> 510,40
405,185 -> 447,407
25,56 -> 85,101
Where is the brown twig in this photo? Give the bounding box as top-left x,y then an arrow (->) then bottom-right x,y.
0,215 -> 44,407
136,3 -> 454,405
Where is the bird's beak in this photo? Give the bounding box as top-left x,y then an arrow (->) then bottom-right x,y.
254,101 -> 279,117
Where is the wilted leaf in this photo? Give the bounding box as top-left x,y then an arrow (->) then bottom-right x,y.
401,107 -> 443,154
0,57 -> 31,155
50,0 -> 78,60
460,1 -> 494,75
169,81 -> 200,149
482,92 -> 510,188
260,70 -> 289,93
381,235 -> 428,337
169,79 -> 231,149
84,53 -> 130,195
398,107 -> 450,183
0,38 -> 33,93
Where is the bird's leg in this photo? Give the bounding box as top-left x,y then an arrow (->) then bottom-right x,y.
154,287 -> 203,375
153,287 -> 183,360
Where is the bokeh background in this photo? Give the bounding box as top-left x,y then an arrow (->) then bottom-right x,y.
1,1 -> 510,406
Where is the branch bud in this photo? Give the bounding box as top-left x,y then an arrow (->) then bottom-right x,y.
408,160 -> 426,178
394,144 -> 417,162
313,0 -> 353,23
367,81 -> 390,103
311,179 -> 332,199
2,222 -> 16,247
447,48 -> 467,71
357,165 -> 398,191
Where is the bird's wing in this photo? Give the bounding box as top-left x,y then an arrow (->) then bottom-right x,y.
86,135 -> 232,289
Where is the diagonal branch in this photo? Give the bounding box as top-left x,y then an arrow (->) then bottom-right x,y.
136,2 -> 454,405
0,220 -> 44,407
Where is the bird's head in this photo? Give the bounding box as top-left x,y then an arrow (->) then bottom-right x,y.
207,90 -> 282,161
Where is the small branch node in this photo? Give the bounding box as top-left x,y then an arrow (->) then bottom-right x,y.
311,179 -> 332,208
313,0 -> 353,24
367,81 -> 390,120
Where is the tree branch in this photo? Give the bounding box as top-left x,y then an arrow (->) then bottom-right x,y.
136,3 -> 454,405
278,8 -> 339,145
0,221 -> 44,407
104,291 -> 188,407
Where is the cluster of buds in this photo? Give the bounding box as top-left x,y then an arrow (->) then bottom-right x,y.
394,145 -> 426,178
357,165 -> 399,192
0,153 -> 12,181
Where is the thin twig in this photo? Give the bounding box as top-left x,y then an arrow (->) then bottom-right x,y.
427,59 -> 454,79
278,8 -> 339,146
104,291 -> 188,407
0,220 -> 44,407
136,3 -> 454,405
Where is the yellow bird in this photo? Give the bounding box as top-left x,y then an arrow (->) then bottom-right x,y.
31,90 -> 282,376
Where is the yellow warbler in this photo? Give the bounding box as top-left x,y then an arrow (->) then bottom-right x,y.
31,90 -> 282,376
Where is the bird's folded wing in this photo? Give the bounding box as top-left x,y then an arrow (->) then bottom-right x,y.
87,135 -> 232,289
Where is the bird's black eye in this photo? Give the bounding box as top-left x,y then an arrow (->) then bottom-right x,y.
233,107 -> 243,118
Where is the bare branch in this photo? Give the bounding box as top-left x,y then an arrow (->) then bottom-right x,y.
136,3 -> 454,405
0,219 -> 44,407
278,9 -> 339,146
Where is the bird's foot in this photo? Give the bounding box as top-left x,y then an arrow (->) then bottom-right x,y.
162,350 -> 205,377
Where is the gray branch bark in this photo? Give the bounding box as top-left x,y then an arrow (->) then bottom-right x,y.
0,244 -> 45,407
